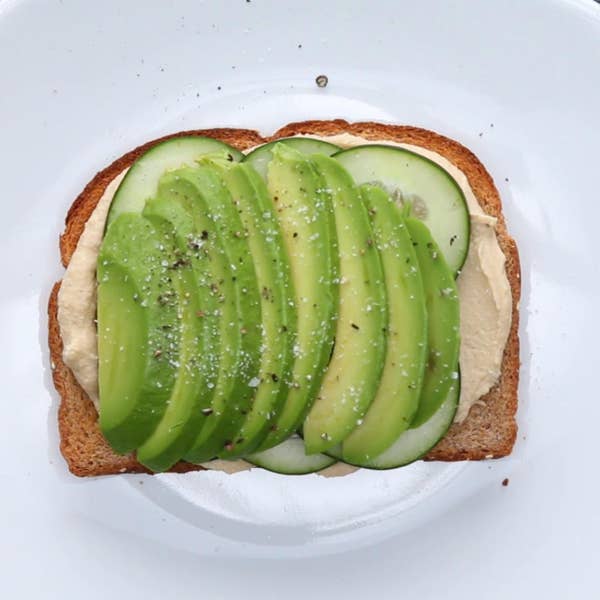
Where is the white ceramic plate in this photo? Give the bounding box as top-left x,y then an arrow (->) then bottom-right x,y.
2,0 -> 599,597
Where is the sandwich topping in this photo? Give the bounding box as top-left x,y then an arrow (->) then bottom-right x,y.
56,132 -> 513,474
309,134 -> 512,423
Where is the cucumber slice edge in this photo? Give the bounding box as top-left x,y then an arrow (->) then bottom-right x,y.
106,136 -> 244,227
324,376 -> 460,470
333,143 -> 471,274
247,436 -> 337,475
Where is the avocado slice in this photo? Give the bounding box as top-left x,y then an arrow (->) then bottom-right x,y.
97,213 -> 182,453
302,157 -> 387,455
405,216 -> 460,427
132,196 -> 220,471
365,373 -> 460,469
165,163 -> 262,463
243,137 -> 340,180
339,185 -> 428,464
207,158 -> 297,458
326,373 -> 460,469
256,144 -> 339,451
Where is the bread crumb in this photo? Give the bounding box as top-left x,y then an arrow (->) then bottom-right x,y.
502,478 -> 509,487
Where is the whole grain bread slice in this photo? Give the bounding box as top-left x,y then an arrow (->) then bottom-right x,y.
48,121 -> 520,476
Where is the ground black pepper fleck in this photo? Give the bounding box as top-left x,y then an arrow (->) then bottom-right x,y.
315,74 -> 328,88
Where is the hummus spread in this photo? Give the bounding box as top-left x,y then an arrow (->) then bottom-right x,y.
56,132 -> 512,475
57,169 -> 128,406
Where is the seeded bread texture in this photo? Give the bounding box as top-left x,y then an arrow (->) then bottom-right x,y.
48,121 -> 520,476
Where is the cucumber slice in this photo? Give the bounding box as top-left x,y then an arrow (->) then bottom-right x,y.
326,374 -> 460,470
243,137 -> 340,179
334,145 -> 470,274
106,137 -> 243,227
247,436 -> 336,475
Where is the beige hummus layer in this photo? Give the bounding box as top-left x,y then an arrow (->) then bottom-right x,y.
56,133 -> 512,475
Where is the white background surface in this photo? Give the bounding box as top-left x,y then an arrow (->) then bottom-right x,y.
1,0 -> 599,598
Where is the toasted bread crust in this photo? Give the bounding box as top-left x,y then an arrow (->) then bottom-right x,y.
49,121 -> 520,476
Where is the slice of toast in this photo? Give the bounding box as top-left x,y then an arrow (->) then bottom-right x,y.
48,121 -> 520,476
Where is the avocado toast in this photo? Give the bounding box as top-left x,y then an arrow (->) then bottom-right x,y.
48,120 -> 520,476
